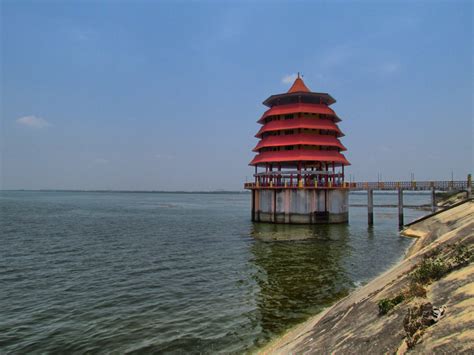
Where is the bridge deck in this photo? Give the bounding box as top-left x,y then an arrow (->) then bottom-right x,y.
244,177 -> 472,226
349,180 -> 470,191
244,180 -> 472,191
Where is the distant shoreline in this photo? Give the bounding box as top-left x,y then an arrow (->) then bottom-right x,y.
0,189 -> 250,194
1,189 -> 438,195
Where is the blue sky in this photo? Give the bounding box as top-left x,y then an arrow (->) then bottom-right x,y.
1,0 -> 472,190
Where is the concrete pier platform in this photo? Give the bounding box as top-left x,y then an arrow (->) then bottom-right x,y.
252,188 -> 349,224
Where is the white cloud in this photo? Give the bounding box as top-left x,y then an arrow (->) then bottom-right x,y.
16,115 -> 50,128
70,28 -> 95,41
380,62 -> 400,74
281,73 -> 298,84
319,46 -> 353,69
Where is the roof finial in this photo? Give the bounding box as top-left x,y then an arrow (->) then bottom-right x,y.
287,73 -> 310,93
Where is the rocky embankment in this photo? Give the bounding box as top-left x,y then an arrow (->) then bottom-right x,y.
436,191 -> 470,208
260,197 -> 473,354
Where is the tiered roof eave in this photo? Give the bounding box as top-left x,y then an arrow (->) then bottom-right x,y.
255,117 -> 345,138
263,92 -> 336,107
252,133 -> 347,152
249,150 -> 351,167
258,103 -> 341,124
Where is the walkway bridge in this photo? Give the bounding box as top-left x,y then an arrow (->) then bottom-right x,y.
349,178 -> 472,226
348,180 -> 470,191
245,176 -> 472,226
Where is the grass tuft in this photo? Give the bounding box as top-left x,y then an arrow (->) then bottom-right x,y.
410,258 -> 448,284
378,294 -> 405,315
378,242 -> 472,317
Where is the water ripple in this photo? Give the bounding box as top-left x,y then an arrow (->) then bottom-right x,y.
0,191 -> 427,353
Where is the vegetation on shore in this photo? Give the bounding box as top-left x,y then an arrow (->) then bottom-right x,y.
260,196 -> 473,355
377,243 -> 473,348
379,244 -> 472,314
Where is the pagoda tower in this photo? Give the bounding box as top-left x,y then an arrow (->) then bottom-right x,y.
244,74 -> 350,224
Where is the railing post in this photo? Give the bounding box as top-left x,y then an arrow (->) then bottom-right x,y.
368,188 -> 374,225
431,186 -> 436,212
468,174 -> 472,199
398,188 -> 404,226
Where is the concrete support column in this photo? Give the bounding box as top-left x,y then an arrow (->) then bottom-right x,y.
255,190 -> 260,222
311,189 -> 316,212
284,189 -> 290,223
431,186 -> 436,212
270,189 -> 275,223
398,188 -> 404,226
368,189 -> 374,225
324,189 -> 328,212
310,189 -> 316,223
272,189 -> 277,223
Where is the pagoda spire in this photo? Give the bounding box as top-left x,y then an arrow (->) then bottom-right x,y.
287,73 -> 310,93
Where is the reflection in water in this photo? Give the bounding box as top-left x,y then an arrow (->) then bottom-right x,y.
249,223 -> 353,346
367,225 -> 376,239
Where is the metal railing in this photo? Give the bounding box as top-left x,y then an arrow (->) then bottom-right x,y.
349,180 -> 471,191
244,180 -> 472,191
244,180 -> 347,189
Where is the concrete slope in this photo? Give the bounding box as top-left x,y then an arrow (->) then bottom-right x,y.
260,200 -> 473,354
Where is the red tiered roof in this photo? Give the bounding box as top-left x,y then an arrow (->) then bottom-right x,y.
255,118 -> 344,138
253,133 -> 346,152
250,75 -> 349,167
250,150 -> 350,166
258,103 -> 340,123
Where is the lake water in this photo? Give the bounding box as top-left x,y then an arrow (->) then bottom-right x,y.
0,191 -> 430,353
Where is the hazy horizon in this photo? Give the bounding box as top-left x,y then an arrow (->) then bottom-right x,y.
1,0 -> 472,191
